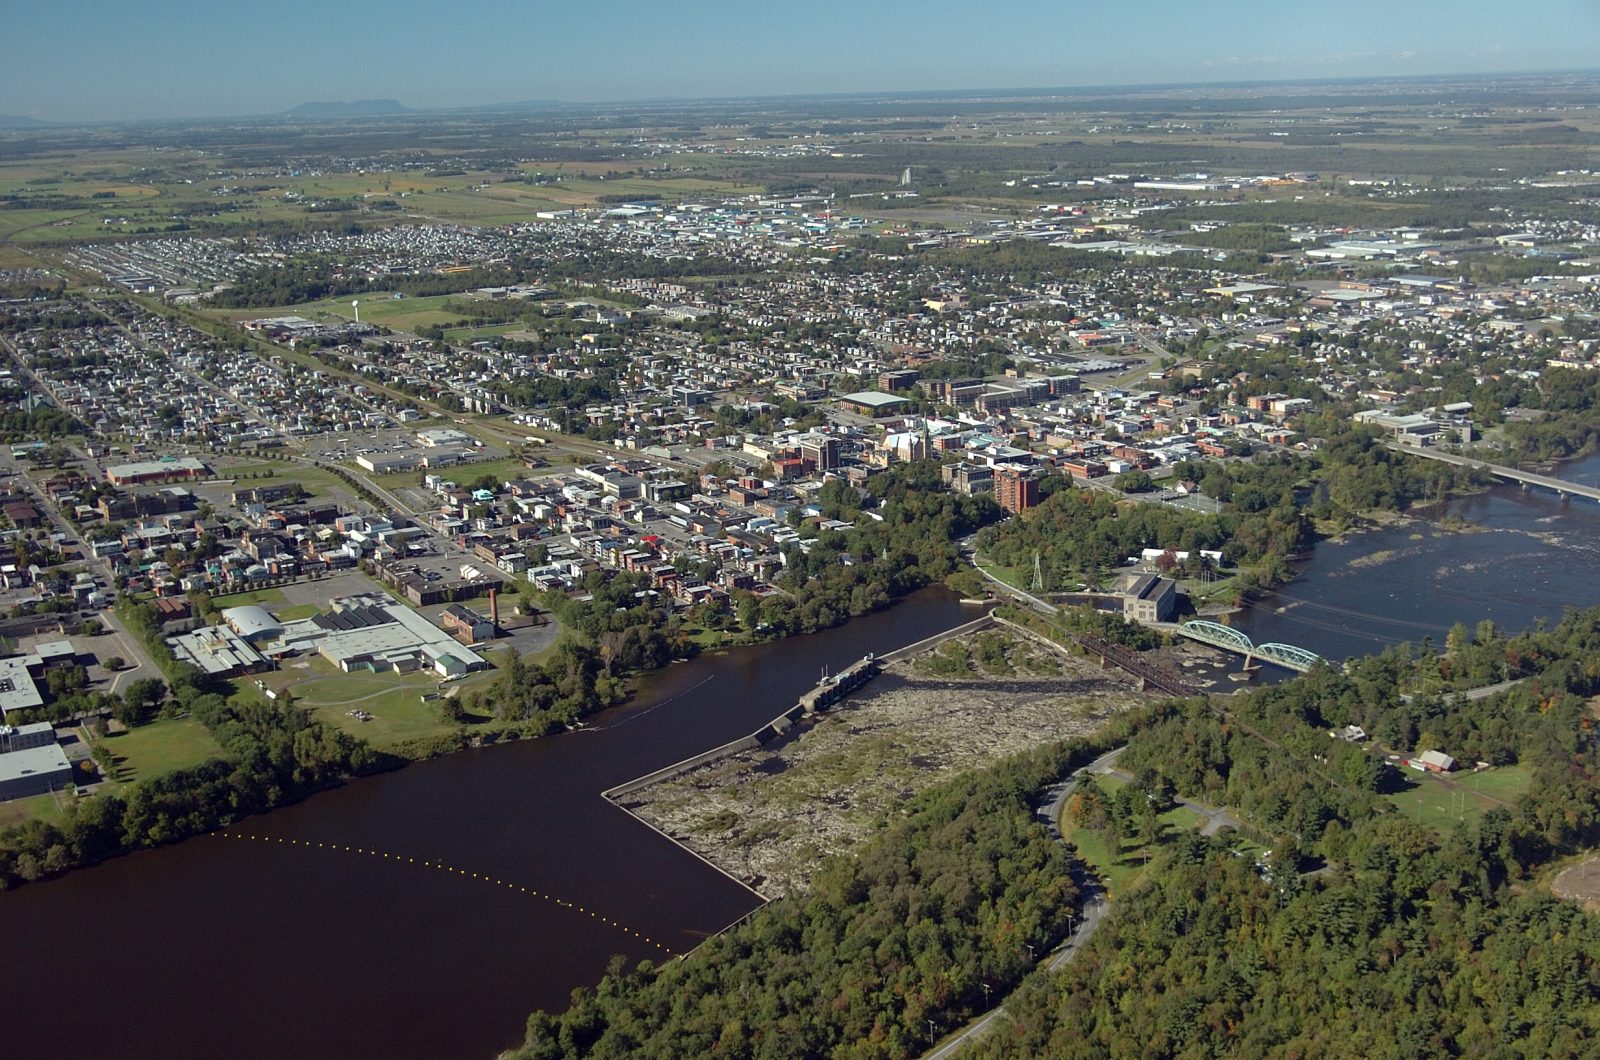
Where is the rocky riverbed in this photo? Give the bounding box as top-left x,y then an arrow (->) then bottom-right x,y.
621,629 -> 1156,897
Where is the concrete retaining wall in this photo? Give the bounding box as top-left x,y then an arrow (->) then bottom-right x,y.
874,613 -> 996,665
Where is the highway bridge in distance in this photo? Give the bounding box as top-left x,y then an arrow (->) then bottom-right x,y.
1390,443 -> 1600,502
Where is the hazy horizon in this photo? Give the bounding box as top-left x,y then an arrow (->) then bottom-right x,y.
6,0 -> 1600,124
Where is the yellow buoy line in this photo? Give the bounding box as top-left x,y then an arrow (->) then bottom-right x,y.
214,831 -> 675,954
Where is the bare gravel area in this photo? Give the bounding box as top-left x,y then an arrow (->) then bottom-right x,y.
621,630 -> 1156,897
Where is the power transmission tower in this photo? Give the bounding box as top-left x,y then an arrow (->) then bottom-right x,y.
1031,552 -> 1045,592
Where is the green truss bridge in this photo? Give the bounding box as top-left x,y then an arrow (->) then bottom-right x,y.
1158,620 -> 1325,673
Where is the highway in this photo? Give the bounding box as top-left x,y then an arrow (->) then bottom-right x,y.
1390,443 -> 1600,502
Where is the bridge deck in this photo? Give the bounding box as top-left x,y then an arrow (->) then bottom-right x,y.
1391,444 -> 1600,502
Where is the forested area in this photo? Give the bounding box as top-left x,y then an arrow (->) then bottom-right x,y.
1503,366 -> 1600,461
970,607 -> 1600,1059
508,718 -> 1152,1060
509,603 -> 1600,1059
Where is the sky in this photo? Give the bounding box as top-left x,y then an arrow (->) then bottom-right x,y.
5,0 -> 1600,122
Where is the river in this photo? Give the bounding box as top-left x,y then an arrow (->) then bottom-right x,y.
1,591 -> 977,1060
1231,449 -> 1600,663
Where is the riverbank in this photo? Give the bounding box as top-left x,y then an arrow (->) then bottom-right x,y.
1,581 -> 974,889
618,628 -> 1156,897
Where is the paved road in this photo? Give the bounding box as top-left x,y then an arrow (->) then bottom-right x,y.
1399,676 -> 1528,705
921,746 -> 1125,1060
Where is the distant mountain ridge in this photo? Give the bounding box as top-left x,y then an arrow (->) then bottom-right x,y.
288,99 -> 409,117
0,114 -> 50,128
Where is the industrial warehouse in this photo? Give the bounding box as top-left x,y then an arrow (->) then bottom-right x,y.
168,594 -> 490,678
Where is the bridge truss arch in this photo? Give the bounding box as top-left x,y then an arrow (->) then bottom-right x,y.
1179,621 -> 1324,672
1182,620 -> 1254,653
1257,643 -> 1323,671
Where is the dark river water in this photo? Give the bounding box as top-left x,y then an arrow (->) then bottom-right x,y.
7,454 -> 1600,1060
1,590 -> 977,1060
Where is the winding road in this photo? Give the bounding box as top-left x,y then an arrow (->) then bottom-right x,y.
921,745 -> 1125,1059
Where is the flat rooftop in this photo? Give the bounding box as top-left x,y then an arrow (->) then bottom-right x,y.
839,391 -> 910,408
0,742 -> 72,785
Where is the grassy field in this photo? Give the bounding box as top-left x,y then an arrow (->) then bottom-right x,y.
371,455 -> 533,489
218,463 -> 353,500
275,603 -> 323,621
1384,762 -> 1532,834
441,322 -> 525,342
212,292 -> 474,334
972,555 -> 1030,591
0,790 -> 75,830
210,586 -> 288,609
101,717 -> 224,782
246,657 -> 466,750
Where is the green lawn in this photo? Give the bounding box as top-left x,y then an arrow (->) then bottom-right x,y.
685,626 -> 747,649
101,717 -> 224,782
219,461 -> 292,477
308,692 -> 458,748
0,789 -> 75,830
244,661 -> 470,750
1462,762 -> 1533,801
1384,763 -> 1532,834
212,292 -> 475,335
211,587 -> 287,609
972,555 -> 1029,591
221,464 -> 351,500
441,322 -> 524,342
372,456 -> 532,488
275,603 -> 323,621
